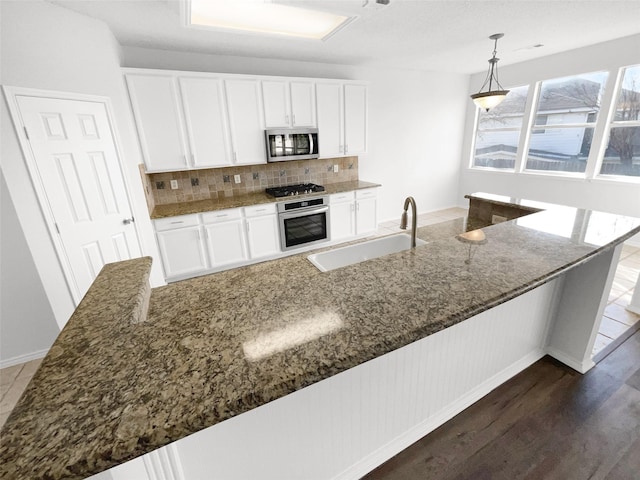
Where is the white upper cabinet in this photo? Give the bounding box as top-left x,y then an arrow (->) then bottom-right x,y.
225,79 -> 266,165
316,82 -> 367,158
126,74 -> 190,172
344,84 -> 367,156
316,83 -> 343,158
289,82 -> 315,127
262,80 -> 315,128
179,77 -> 231,168
262,81 -> 289,128
125,69 -> 366,170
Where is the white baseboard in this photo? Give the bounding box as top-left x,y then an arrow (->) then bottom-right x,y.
546,346 -> 594,374
334,348 -> 546,480
0,348 -> 48,369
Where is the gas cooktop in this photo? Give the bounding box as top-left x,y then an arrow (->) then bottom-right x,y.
265,183 -> 325,198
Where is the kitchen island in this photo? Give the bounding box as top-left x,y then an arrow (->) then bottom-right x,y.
1,194 -> 639,480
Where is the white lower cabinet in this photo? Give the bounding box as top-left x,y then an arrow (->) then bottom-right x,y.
330,188 -> 378,241
244,204 -> 280,259
154,189 -> 375,281
329,192 -> 355,241
155,215 -> 208,278
355,189 -> 378,235
202,209 -> 248,268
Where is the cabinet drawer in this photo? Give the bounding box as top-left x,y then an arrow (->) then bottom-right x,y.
244,203 -> 276,217
154,214 -> 200,232
201,208 -> 243,224
330,191 -> 355,204
356,188 -> 377,200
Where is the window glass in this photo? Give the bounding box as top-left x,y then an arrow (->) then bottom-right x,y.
472,86 -> 528,170
525,72 -> 608,174
599,65 -> 640,177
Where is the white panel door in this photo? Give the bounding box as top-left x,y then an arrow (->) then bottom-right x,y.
224,79 -> 266,165
330,201 -> 355,241
316,83 -> 343,158
344,84 -> 367,155
246,215 -> 280,259
356,197 -> 377,235
156,227 -> 208,278
179,77 -> 232,168
16,95 -> 142,302
262,80 -> 290,128
125,74 -> 190,171
204,220 -> 249,267
290,82 -> 315,127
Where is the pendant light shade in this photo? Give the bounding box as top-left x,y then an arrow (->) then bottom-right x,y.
470,33 -> 510,111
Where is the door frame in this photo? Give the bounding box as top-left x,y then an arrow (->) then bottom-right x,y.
3,86 -> 144,305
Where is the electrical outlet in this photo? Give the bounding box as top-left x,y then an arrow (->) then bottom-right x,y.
234,174 -> 241,184
492,214 -> 507,224
170,180 -> 178,190
333,164 -> 339,173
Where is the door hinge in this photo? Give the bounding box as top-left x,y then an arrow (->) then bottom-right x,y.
23,126 -> 30,140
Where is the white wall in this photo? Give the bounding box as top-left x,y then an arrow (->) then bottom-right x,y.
0,0 -> 164,362
0,172 -> 59,367
458,34 -> 640,218
123,47 -> 470,221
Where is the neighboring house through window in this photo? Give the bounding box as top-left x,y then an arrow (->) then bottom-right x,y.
471,85 -> 529,170
599,64 -> 640,177
524,72 -> 608,174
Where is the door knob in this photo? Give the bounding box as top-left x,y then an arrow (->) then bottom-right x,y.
123,217 -> 135,225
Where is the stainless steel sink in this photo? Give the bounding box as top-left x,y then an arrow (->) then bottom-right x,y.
307,233 -> 427,272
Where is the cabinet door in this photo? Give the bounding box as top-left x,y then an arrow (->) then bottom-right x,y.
156,227 -> 208,278
330,201 -> 355,241
316,83 -> 343,158
246,215 -> 280,259
262,80 -> 290,128
344,84 -> 367,155
179,77 -> 231,168
204,219 -> 248,267
290,82 -> 315,127
356,197 -> 377,235
126,74 -> 189,171
225,79 -> 266,165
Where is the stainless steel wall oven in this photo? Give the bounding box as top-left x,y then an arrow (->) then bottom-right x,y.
277,196 -> 330,251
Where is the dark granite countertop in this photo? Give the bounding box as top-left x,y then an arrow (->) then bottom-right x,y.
1,197 -> 639,479
465,191 -> 550,213
150,180 -> 381,219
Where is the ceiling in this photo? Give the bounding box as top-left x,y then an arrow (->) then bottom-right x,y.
50,0 -> 640,74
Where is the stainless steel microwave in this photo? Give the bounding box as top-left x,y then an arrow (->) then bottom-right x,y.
265,128 -> 319,162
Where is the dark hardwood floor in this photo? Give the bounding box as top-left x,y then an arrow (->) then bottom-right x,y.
364,330 -> 640,480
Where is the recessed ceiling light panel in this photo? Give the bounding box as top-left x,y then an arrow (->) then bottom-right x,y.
187,0 -> 353,40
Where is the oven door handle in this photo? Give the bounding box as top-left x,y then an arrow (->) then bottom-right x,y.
279,205 -> 328,220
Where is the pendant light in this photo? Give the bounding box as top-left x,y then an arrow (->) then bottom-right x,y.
470,33 -> 510,111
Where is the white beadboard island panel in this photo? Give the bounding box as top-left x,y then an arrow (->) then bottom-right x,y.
155,280 -> 559,480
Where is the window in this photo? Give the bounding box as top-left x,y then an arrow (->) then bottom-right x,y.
599,64 -> 640,177
471,86 -> 529,170
525,72 -> 609,174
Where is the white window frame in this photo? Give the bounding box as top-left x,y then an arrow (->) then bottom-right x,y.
521,70 -> 609,178
469,84 -> 530,172
467,66 -> 640,183
593,64 -> 640,182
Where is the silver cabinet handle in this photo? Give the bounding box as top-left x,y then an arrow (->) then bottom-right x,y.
170,221 -> 184,224
292,114 -> 296,125
182,155 -> 188,164
345,144 -> 348,154
123,217 -> 135,225
216,214 -> 228,218
285,114 -> 289,125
